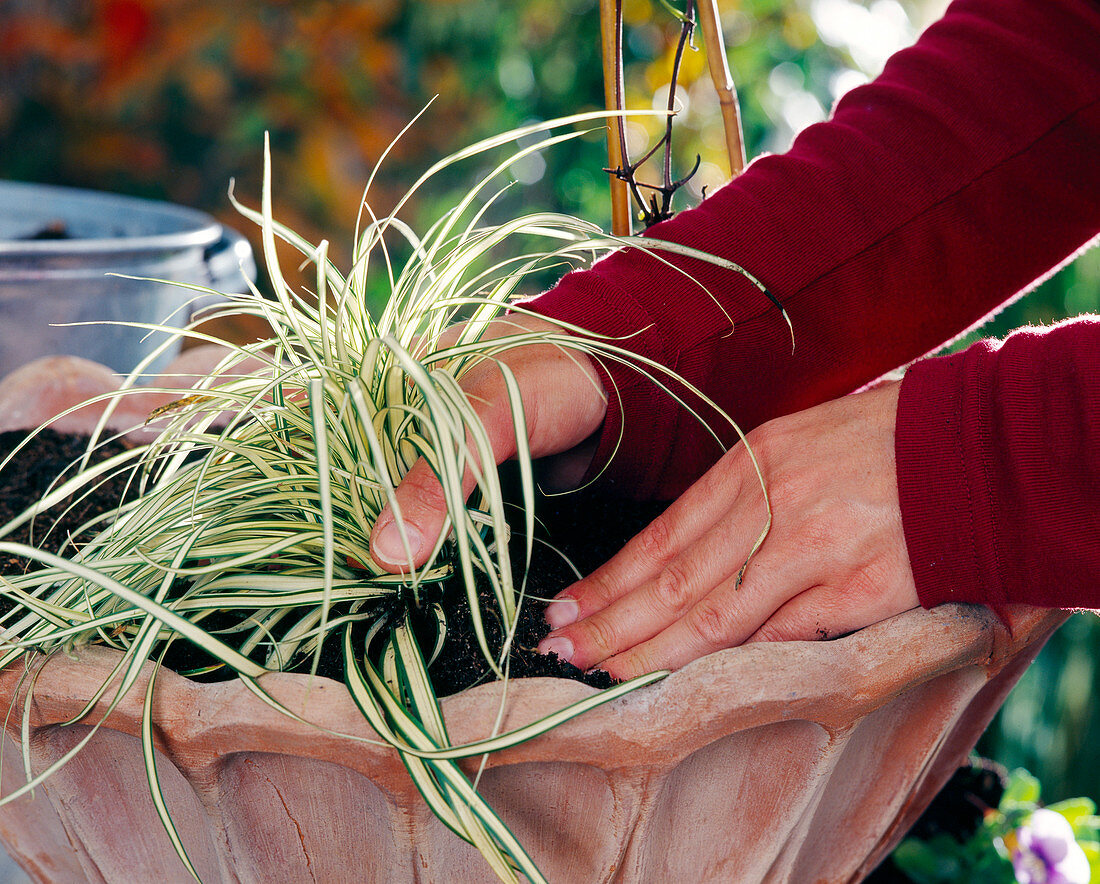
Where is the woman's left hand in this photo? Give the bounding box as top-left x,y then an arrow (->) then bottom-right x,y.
537,381 -> 921,679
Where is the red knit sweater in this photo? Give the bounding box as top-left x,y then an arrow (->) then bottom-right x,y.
526,0 -> 1100,611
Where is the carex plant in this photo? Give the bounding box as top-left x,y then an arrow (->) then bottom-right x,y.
0,112 -> 776,883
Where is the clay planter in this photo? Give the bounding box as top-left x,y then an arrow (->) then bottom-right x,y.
0,358 -> 1070,882
0,607 -> 1068,883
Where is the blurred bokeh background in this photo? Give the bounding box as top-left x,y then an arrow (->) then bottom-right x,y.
1,0 -> 1097,806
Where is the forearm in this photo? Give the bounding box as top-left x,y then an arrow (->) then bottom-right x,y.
527,0 -> 1100,500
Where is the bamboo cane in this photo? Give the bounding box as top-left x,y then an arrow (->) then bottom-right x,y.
599,0 -> 632,236
696,0 -> 746,177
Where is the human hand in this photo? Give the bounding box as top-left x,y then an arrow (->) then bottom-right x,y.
369,314 -> 608,570
536,381 -> 920,679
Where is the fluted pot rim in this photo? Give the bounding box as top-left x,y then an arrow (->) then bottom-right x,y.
0,603 -> 1068,782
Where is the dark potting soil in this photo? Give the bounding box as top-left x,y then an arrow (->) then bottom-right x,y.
0,429 -> 137,576
0,429 -> 665,695
422,472 -> 666,695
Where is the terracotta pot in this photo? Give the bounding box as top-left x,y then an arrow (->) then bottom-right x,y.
0,605 -> 1068,883
0,356 -> 1071,883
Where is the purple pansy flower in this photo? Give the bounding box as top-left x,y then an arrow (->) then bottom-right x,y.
1011,808 -> 1091,884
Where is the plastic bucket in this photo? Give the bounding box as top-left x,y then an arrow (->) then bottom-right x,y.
0,180 -> 256,377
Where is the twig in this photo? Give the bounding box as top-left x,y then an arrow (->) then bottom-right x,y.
604,1 -> 701,228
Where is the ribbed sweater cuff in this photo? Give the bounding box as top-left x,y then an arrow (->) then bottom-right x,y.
896,349 -> 1001,610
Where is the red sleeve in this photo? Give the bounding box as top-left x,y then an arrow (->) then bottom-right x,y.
896,317 -> 1100,611
524,0 -> 1100,501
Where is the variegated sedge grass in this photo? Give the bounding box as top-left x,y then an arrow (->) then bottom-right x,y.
0,112 -> 780,883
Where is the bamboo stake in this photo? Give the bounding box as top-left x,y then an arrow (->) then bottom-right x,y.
696,0 -> 747,177
599,0 -> 632,236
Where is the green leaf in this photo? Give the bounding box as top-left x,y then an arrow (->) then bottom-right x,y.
1080,840 -> 1100,884
1048,798 -> 1099,835
142,652 -> 202,882
1000,768 -> 1042,809
891,837 -> 961,883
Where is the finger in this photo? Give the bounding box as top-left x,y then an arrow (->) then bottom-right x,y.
747,562 -> 920,644
370,369 -> 518,572
546,447 -> 756,630
745,587 -> 856,644
369,457 -> 449,572
371,324 -> 606,572
591,545 -> 812,678
541,495 -> 766,669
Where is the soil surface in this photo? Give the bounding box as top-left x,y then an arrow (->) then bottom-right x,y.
423,470 -> 666,694
0,429 -> 136,575
0,429 -> 665,694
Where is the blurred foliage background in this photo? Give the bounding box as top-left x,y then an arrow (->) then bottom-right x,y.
1,0 -> 1096,805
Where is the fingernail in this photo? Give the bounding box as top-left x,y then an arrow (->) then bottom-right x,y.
538,635 -> 574,663
545,598 -> 579,629
373,520 -> 423,568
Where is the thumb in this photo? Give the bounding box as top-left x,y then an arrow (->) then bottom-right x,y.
369,455 -> 452,573
369,389 -> 520,573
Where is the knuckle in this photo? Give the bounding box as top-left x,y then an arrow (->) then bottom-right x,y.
743,420 -> 785,466
652,561 -> 696,614
685,597 -> 736,651
797,508 -> 841,553
843,555 -> 906,611
696,453 -> 744,502
578,615 -> 620,661
607,649 -> 654,679
399,467 -> 448,514
580,570 -> 621,608
766,466 -> 813,511
751,621 -> 790,643
636,516 -> 676,568
754,608 -> 823,643
845,563 -> 882,600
